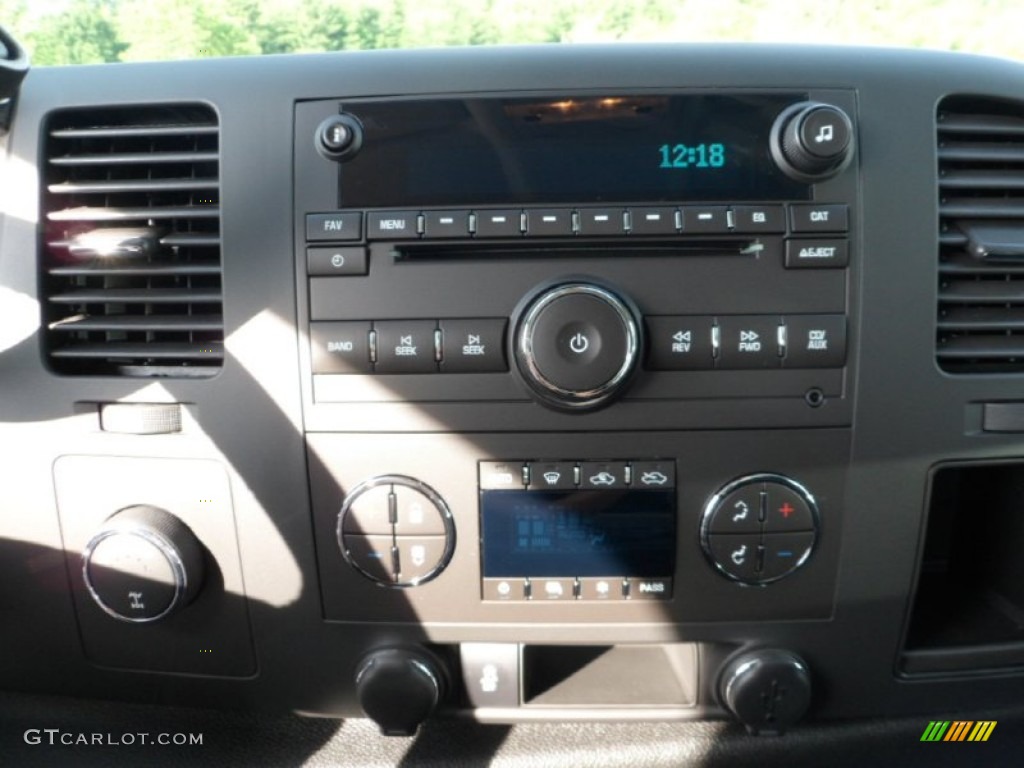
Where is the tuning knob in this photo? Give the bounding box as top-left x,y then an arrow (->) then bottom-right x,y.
718,648 -> 812,735
355,648 -> 448,736
770,102 -> 854,182
513,282 -> 641,411
81,505 -> 205,623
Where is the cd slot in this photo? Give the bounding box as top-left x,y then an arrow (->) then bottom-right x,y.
391,238 -> 763,263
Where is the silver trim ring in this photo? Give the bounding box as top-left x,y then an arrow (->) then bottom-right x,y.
699,472 -> 820,587
336,474 -> 456,589
517,283 -> 639,409
81,526 -> 188,624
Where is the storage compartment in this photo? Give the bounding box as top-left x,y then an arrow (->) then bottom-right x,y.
522,644 -> 697,708
902,462 -> 1024,674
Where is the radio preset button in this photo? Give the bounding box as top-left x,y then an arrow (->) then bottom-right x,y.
307,246 -> 368,276
785,239 -> 849,268
580,461 -> 628,490
374,320 -> 438,374
716,316 -> 783,369
479,461 -> 526,490
627,577 -> 673,600
645,316 -> 715,371
682,206 -> 730,233
439,318 -> 508,373
310,321 -> 372,374
790,204 -> 849,233
527,461 -> 577,491
731,205 -> 786,233
367,210 -> 420,239
423,210 -> 471,239
708,485 -> 764,534
578,208 -> 625,236
628,207 -> 679,235
525,208 -> 574,237
394,535 -> 448,584
307,212 -> 363,241
783,315 -> 847,368
475,210 -> 523,237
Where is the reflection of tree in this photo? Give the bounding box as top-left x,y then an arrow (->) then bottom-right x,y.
3,0 -> 1024,66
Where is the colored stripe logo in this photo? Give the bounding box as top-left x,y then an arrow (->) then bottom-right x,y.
920,721 -> 996,742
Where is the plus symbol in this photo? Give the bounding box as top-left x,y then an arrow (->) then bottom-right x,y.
779,503 -> 795,519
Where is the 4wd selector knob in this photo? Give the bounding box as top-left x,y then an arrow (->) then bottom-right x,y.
514,283 -> 640,410
82,505 -> 205,623
770,102 -> 854,182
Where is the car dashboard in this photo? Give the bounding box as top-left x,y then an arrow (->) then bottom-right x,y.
2,41 -> 1024,762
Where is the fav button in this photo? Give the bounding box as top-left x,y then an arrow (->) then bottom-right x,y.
306,212 -> 362,241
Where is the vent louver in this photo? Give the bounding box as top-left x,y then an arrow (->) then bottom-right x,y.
41,105 -> 223,377
937,96 -> 1024,374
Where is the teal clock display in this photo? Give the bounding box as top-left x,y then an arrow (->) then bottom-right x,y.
659,142 -> 727,169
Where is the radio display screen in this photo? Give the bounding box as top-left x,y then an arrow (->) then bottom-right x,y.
339,93 -> 810,206
480,489 -> 676,578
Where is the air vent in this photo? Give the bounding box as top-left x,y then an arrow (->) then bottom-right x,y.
41,105 -> 222,376
937,96 -> 1024,374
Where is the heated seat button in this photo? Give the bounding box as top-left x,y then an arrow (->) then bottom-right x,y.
760,532 -> 815,580
440,319 -> 508,373
374,320 -> 438,374
706,534 -> 761,583
716,316 -> 782,369
646,316 -> 715,371
310,322 -> 372,374
783,315 -> 847,368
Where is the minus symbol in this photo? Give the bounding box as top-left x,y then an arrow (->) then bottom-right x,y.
646,214 -> 661,221
543,216 -> 557,222
595,215 -> 609,222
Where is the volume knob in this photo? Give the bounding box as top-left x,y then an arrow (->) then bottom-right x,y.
771,102 -> 854,182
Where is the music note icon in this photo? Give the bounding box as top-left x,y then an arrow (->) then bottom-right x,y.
814,124 -> 834,143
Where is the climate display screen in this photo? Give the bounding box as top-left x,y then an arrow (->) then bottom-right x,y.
480,489 -> 676,578
339,93 -> 810,206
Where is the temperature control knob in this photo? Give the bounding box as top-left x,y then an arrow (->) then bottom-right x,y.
770,102 -> 854,182
514,282 -> 641,411
82,505 -> 205,623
